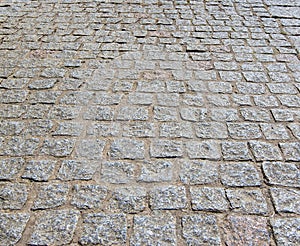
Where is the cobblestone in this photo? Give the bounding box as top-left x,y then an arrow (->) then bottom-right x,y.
1,0 -> 300,244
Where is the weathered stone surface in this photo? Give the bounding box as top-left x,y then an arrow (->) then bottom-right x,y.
186,140 -> 221,160
221,142 -> 252,160
139,160 -> 173,182
109,187 -> 147,213
101,161 -> 136,184
223,216 -> 270,246
271,218 -> 300,246
220,163 -> 261,187
57,160 -> 99,181
131,212 -> 176,245
249,141 -> 283,161
226,189 -> 268,215
270,187 -> 300,214
262,162 -> 300,187
150,140 -> 183,157
80,213 -> 127,245
33,184 -> 69,210
41,138 -> 75,157
30,210 -> 79,246
110,139 -> 145,159
71,184 -> 107,209
75,139 -> 106,160
182,214 -> 221,246
22,160 -> 56,181
0,183 -> 27,210
0,157 -> 24,180
150,185 -> 187,210
190,187 -> 228,212
0,213 -> 30,246
279,142 -> 300,161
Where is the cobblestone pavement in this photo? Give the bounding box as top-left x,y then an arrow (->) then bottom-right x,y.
0,0 -> 300,245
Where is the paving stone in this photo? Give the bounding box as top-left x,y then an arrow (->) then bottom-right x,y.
154,106 -> 178,121
262,162 -> 300,187
109,187 -> 147,213
150,139 -> 183,157
22,160 -> 56,181
131,212 -> 176,245
279,142 -> 300,161
223,215 -> 270,246
190,187 -> 229,212
182,214 -> 221,246
29,210 -> 79,246
87,122 -> 121,137
228,123 -> 262,139
53,122 -> 83,136
186,140 -> 221,160
210,108 -> 239,122
57,160 -> 99,181
0,120 -> 24,136
0,157 -> 24,180
139,160 -> 173,182
150,185 -> 187,210
195,122 -> 228,139
127,92 -> 154,105
240,108 -> 271,122
75,139 -> 106,160
26,119 -> 54,136
32,184 -> 69,210
271,218 -> 300,246
71,184 -> 107,209
4,137 -> 40,156
288,123 -> 300,139
101,161 -> 136,184
270,187 -> 300,214
116,106 -> 149,121
0,213 -> 30,246
226,189 -> 268,215
123,122 -> 155,137
237,82 -> 266,94
110,138 -> 145,159
0,183 -> 27,210
249,141 -> 283,161
83,106 -> 114,121
220,163 -> 261,187
80,213 -> 127,245
180,107 -> 208,121
182,94 -> 205,106
41,138 -> 75,157
221,142 -> 252,161
272,109 -> 294,122
180,160 -> 218,185
260,123 -> 290,140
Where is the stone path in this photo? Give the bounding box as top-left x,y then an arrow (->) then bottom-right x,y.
0,0 -> 300,245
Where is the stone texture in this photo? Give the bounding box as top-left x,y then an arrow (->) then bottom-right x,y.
270,187 -> 300,214
138,160 -> 173,182
80,213 -> 127,245
223,216 -> 270,246
22,160 -> 56,181
182,214 -> 221,246
131,212 -> 176,245
0,213 -> 30,246
271,218 -> 300,246
0,157 -> 24,180
110,138 -> 145,160
30,210 -> 79,246
150,140 -> 183,157
0,183 -> 27,210
186,140 -> 221,160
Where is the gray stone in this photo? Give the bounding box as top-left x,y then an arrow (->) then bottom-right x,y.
228,123 -> 262,139
262,162 -> 300,187
260,123 -> 290,140
32,184 -> 69,210
0,183 -> 27,210
71,184 -> 107,209
180,160 -> 218,185
159,122 -> 193,138
139,160 -> 173,182
195,122 -> 228,139
0,105 -> 26,118
280,142 -> 300,161
58,160 -> 99,181
271,187 -> 300,214
75,139 -> 106,160
288,123 -> 300,139
207,94 -> 231,107
249,141 -> 283,161
116,106 -> 149,121
101,161 -> 136,184
253,95 -> 279,107
180,107 -> 208,121
26,120 -> 54,136
220,163 -> 261,187
30,210 -> 79,246
182,214 -> 221,246
186,140 -> 221,160
109,187 -> 147,213
4,137 -> 40,156
83,106 -> 114,121
127,92 -> 153,105
154,106 -> 178,121
0,120 -> 24,136
150,140 -> 183,157
226,189 -> 268,215
131,212 -> 176,245
53,122 -> 83,136
87,122 -> 121,137
272,109 -> 294,122
80,213 -> 127,245
22,160 -> 56,181
123,122 -> 155,137
29,91 -> 61,104
150,185 -> 187,210
110,138 -> 145,159
210,108 -> 239,122
0,213 -> 30,246
28,78 -> 57,89
237,82 -> 266,94
223,216 -> 270,246
182,94 -> 204,106
190,187 -> 229,212
41,138 -> 75,157
243,71 -> 268,82
240,108 -> 271,122
0,157 -> 24,180
271,218 -> 300,246
221,142 -> 252,161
